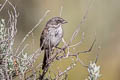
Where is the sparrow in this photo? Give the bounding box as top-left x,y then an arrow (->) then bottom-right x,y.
40,17 -> 67,70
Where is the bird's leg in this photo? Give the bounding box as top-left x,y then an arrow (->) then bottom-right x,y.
55,46 -> 67,60
55,46 -> 66,54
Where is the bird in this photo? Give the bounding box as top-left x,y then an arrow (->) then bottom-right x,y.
40,17 -> 67,70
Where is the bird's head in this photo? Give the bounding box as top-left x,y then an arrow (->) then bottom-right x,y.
46,17 -> 67,28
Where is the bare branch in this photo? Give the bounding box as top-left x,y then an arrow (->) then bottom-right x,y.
77,38 -> 96,54
55,59 -> 77,80
77,57 -> 88,67
95,46 -> 101,63
59,6 -> 63,17
17,44 -> 29,57
69,32 -> 85,48
0,0 -> 8,12
15,10 -> 50,55
69,0 -> 95,44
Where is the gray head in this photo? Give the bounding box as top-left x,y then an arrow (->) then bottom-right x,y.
46,17 -> 67,27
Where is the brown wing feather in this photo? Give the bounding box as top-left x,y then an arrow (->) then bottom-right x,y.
40,27 -> 48,50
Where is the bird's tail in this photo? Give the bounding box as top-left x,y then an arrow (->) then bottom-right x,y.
42,49 -> 50,70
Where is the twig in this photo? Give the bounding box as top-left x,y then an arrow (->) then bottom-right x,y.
94,46 -> 101,63
76,38 -> 96,54
59,6 -> 63,17
69,0 -> 95,44
15,10 -> 50,55
55,59 -> 77,80
77,57 -> 88,67
69,32 -> 85,48
0,0 -> 8,12
17,44 -> 29,57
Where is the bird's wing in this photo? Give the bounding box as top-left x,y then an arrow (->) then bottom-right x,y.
40,27 -> 48,50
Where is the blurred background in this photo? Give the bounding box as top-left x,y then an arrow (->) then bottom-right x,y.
0,0 -> 120,80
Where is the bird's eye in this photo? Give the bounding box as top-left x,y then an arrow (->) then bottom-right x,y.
57,20 -> 61,23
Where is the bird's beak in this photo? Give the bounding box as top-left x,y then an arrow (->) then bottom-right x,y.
62,20 -> 68,24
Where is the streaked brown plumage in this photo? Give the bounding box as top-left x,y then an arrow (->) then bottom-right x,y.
40,17 -> 67,70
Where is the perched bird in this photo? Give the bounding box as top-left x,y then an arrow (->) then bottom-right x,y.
40,17 -> 67,70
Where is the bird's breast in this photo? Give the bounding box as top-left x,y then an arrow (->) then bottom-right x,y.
48,26 -> 63,47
